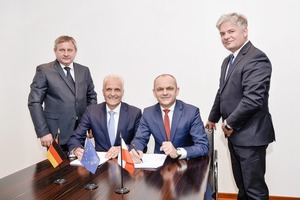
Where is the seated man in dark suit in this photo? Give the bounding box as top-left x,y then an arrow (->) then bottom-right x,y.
130,74 -> 209,163
68,74 -> 142,160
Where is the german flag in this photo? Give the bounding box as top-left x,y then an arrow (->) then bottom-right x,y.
46,140 -> 66,168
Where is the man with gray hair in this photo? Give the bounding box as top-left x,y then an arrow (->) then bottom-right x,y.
68,74 -> 142,160
206,13 -> 275,199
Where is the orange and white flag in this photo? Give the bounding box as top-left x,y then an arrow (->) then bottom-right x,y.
118,138 -> 134,174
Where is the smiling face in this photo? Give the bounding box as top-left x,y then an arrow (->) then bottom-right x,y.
219,20 -> 248,53
102,76 -> 124,110
153,74 -> 179,109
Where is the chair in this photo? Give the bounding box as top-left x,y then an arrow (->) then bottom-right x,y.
206,128 -> 218,200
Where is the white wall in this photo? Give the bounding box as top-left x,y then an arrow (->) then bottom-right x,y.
1,0 -> 299,197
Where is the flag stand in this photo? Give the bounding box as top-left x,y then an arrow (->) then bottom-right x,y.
54,164 -> 67,185
84,172 -> 98,190
115,133 -> 130,194
53,128 -> 67,185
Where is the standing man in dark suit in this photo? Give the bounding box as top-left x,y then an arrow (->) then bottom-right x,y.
205,13 -> 275,200
28,35 -> 97,151
130,74 -> 209,163
68,74 -> 142,160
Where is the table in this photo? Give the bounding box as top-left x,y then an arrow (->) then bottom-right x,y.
0,156 -> 210,200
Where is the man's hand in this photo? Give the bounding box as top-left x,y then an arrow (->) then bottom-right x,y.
105,146 -> 120,159
160,141 -> 177,159
74,148 -> 84,161
130,149 -> 143,164
221,123 -> 233,137
205,121 -> 216,130
40,133 -> 53,148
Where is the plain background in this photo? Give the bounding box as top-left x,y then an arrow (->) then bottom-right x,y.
1,0 -> 299,197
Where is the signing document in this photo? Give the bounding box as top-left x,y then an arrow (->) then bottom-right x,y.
70,152 -> 108,166
135,154 -> 167,169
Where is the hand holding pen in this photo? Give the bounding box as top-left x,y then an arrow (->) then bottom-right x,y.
132,144 -> 143,163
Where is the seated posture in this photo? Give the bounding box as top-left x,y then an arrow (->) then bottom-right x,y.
68,74 -> 142,160
130,74 -> 209,163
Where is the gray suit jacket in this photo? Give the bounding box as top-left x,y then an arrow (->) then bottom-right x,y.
28,60 -> 97,145
208,41 -> 275,146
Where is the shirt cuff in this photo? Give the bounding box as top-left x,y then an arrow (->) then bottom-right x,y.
178,147 -> 187,159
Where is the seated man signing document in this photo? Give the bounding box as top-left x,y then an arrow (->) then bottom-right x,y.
130,74 -> 209,163
68,74 -> 142,160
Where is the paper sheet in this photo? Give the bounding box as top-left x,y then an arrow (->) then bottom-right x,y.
70,152 -> 108,166
135,154 -> 167,169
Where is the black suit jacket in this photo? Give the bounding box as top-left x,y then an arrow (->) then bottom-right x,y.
28,60 -> 97,145
208,41 -> 275,146
68,102 -> 142,152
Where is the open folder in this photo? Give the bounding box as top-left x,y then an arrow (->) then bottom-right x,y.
135,154 -> 167,169
70,152 -> 167,169
70,152 -> 108,166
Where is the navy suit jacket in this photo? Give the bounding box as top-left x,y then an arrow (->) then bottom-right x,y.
28,60 -> 97,145
131,100 -> 209,158
208,41 -> 275,146
68,102 -> 142,152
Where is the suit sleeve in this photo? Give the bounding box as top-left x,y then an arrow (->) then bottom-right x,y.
184,108 -> 209,158
227,52 -> 272,130
28,66 -> 50,137
67,107 -> 91,151
86,68 -> 97,105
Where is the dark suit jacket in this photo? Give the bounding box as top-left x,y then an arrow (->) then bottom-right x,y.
131,100 -> 209,158
68,102 -> 142,152
208,41 -> 275,146
28,60 -> 97,145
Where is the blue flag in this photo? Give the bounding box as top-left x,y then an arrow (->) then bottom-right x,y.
81,138 -> 100,174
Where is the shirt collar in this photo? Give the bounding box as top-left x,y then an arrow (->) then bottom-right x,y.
106,102 -> 122,114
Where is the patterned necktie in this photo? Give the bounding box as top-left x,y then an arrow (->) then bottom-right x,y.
64,67 -> 75,89
163,109 -> 171,141
108,111 -> 116,146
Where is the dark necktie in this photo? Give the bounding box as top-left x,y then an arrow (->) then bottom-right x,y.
108,111 -> 116,146
225,54 -> 234,79
64,67 -> 75,89
163,109 -> 171,141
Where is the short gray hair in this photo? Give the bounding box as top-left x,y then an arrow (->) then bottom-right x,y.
216,12 -> 248,30
103,74 -> 124,90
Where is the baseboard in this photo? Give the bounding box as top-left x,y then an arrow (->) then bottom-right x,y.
218,193 -> 300,199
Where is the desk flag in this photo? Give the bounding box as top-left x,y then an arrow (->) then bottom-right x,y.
46,140 -> 66,168
118,138 -> 134,174
81,138 -> 100,174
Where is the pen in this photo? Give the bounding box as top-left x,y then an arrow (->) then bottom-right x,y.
132,144 -> 143,163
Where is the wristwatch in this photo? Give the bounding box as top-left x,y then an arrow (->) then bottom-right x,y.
224,120 -> 233,131
176,148 -> 182,158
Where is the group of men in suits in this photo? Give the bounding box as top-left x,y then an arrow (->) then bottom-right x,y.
28,12 -> 275,200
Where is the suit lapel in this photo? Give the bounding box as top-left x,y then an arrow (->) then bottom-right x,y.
55,60 -> 76,95
220,41 -> 252,93
116,103 -> 127,142
170,100 -> 182,141
100,104 -> 112,146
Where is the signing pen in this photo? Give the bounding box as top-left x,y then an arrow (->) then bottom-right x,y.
132,144 -> 143,163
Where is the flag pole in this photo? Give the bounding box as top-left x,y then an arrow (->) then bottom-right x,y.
84,131 -> 98,190
54,128 -> 67,185
115,132 -> 130,194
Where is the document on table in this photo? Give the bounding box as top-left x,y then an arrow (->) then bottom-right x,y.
135,154 -> 167,169
70,152 -> 108,166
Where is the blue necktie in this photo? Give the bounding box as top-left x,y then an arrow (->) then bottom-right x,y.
108,111 -> 116,146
